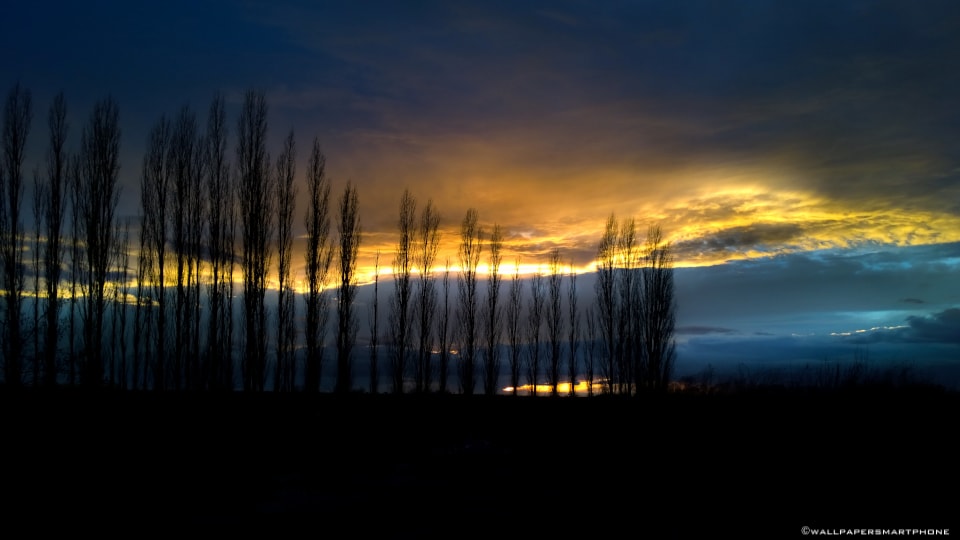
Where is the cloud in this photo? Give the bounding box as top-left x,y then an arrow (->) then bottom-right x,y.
904,308 -> 960,344
675,243 -> 960,332
663,189 -> 960,266
834,307 -> 960,348
6,0 -> 960,283
242,1 -> 960,235
674,223 -> 804,259
677,326 -> 737,336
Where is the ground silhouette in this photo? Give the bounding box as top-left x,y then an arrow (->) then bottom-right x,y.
3,386 -> 957,536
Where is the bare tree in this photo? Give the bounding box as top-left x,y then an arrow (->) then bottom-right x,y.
133,217 -> 152,390
584,307 -> 597,397
595,213 -> 617,394
335,181 -> 361,393
546,248 -> 564,397
303,137 -> 333,393
639,225 -> 676,392
75,97 -> 121,387
457,208 -> 482,395
1,82 -> 32,387
236,90 -> 273,392
616,218 -> 637,395
186,115 -> 207,390
67,156 -> 81,385
389,189 -> 416,394
368,251 -> 381,394
525,269 -> 544,396
141,115 -> 171,390
40,92 -> 69,387
170,108 -> 190,389
567,263 -> 580,397
414,198 -> 440,393
109,222 -> 130,388
204,93 -> 234,391
274,130 -> 297,392
482,224 -> 503,395
506,259 -> 523,396
223,209 -> 237,390
31,168 -> 42,386
107,223 -> 121,386
437,259 -> 452,393
169,105 -> 206,390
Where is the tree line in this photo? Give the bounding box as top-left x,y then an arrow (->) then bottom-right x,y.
0,84 -> 676,395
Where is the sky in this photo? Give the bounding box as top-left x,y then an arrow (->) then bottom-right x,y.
3,0 -> 959,387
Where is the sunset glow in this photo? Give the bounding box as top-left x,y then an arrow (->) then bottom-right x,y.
3,0 -> 958,391
502,380 -> 604,396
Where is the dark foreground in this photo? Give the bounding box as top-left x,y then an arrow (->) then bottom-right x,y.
3,387 -> 958,537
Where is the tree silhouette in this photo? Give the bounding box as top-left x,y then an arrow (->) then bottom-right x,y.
506,259 -> 523,396
168,105 -> 207,389
40,92 -> 69,387
140,115 -> 171,390
185,112 -> 206,390
368,251 -> 381,394
616,218 -> 637,395
204,93 -> 234,391
389,189 -> 416,394
567,263 -> 580,397
1,82 -> 32,387
457,208 -> 482,395
595,213 -> 617,394
526,269 -> 545,396
171,108 -> 188,387
0,83 -> 685,398
639,225 -> 676,391
67,155 -> 81,385
437,259 -> 452,393
31,168 -> 42,386
274,130 -> 297,392
546,248 -> 564,396
236,90 -> 273,392
133,214 -> 152,390
335,181 -> 361,393
75,97 -> 121,388
303,137 -> 333,393
584,307 -> 597,397
414,199 -> 440,393
110,222 -> 130,388
482,224 -> 503,395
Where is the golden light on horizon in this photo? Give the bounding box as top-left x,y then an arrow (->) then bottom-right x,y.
83,171 -> 960,293
503,380 -> 606,396
338,175 -> 960,277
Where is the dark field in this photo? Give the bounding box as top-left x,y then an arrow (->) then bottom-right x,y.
3,387 -> 958,537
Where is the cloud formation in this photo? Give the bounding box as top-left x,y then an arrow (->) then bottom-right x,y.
905,309 -> 960,344
5,1 -> 960,275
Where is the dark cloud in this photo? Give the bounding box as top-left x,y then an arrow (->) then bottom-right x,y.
221,0 -> 960,224
905,308 -> 960,344
5,1 -> 960,262
676,243 -> 960,330
836,308 -> 960,348
901,298 -> 926,304
674,223 -> 804,259
677,326 -> 737,336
